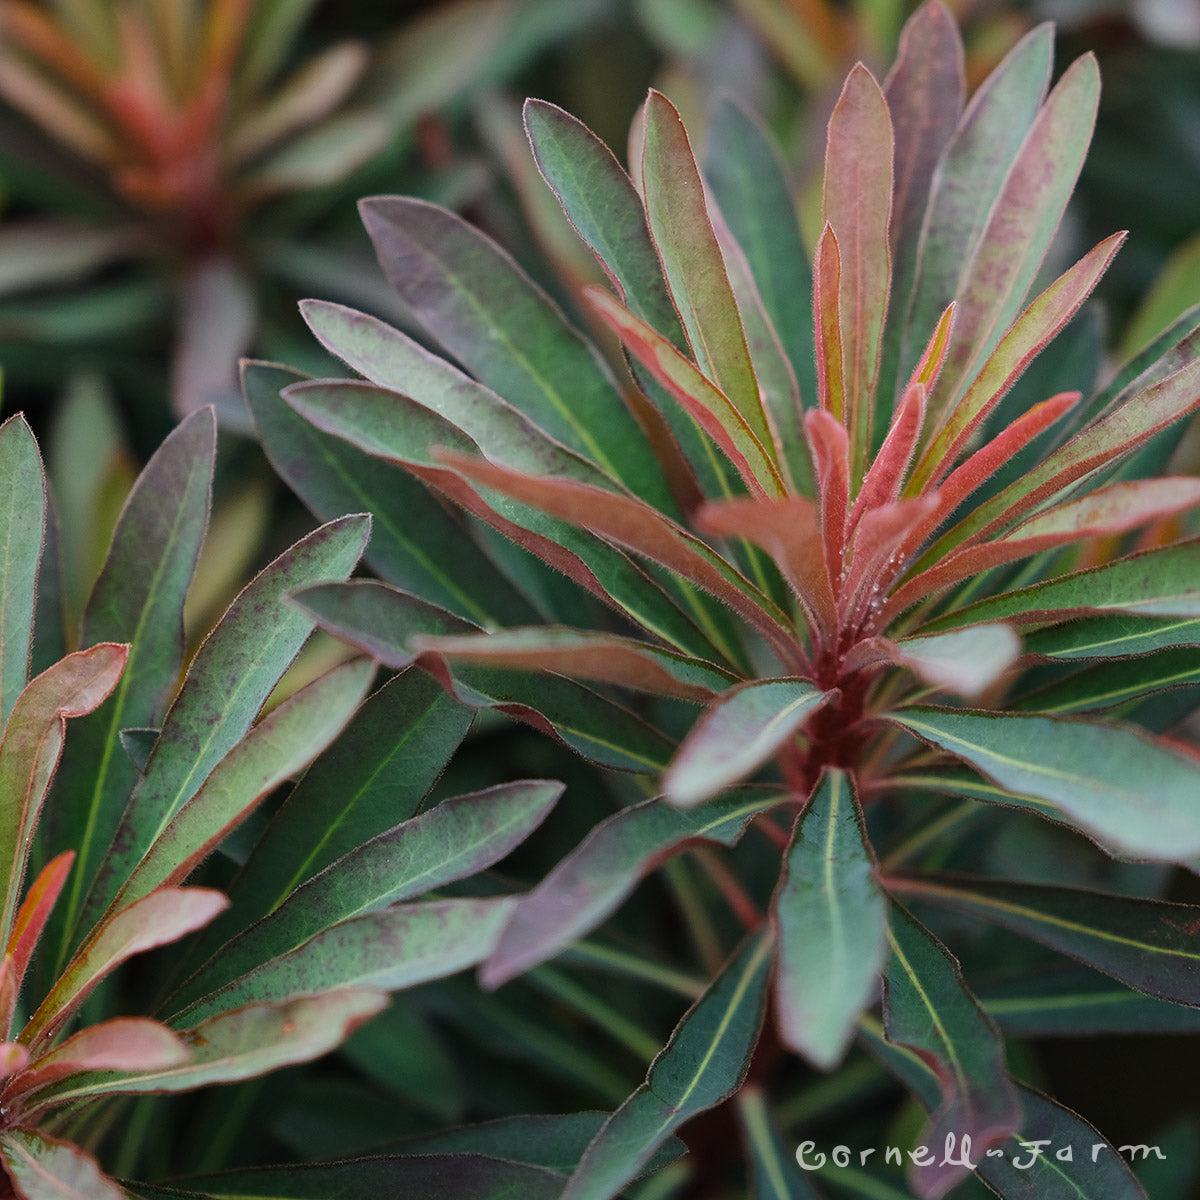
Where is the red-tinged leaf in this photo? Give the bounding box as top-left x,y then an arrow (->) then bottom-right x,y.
639,91 -> 773,453
0,959 -> 16,1042
813,225 -> 845,421
842,495 -> 939,626
482,789 -> 780,989
585,287 -> 787,499
24,888 -> 228,1048
883,902 -> 1020,1198
774,770 -> 886,1069
7,853 -> 73,1002
664,679 -> 831,807
0,1128 -> 124,1200
805,408 -> 850,572
929,54 -> 1100,423
412,628 -> 737,702
823,64 -> 893,480
892,478 -> 1200,615
849,382 -> 927,536
0,1042 -> 28,1081
911,234 -> 1124,492
697,497 -> 837,646
17,1018 -> 188,1101
905,302 -> 955,394
430,449 -> 800,665
0,644 -> 127,943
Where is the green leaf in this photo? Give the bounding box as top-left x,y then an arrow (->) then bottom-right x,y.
561,930 -> 773,1200
882,903 -> 1020,1198
1023,615 -> 1200,661
245,360 -> 533,627
0,414 -> 46,728
293,580 -> 677,773
1014,646 -> 1200,713
736,1087 -> 823,1200
77,515 -> 369,934
0,1128 -> 123,1200
774,770 -> 886,1069
47,408 -> 214,957
172,897 -> 514,1026
41,989 -> 388,1104
888,708 -> 1200,861
640,91 -> 772,455
177,780 -> 559,1008
890,875 -> 1200,1007
0,643 -> 127,944
113,659 -> 374,908
482,790 -> 781,988
358,197 -> 671,510
664,679 -> 829,806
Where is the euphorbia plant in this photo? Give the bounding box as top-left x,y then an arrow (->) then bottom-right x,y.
260,4 -> 1200,1195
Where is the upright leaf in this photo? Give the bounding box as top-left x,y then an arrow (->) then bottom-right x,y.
774,770 -> 886,1069
561,930 -> 773,1200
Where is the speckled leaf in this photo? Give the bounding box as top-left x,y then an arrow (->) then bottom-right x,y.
664,679 -> 830,806
561,930 -> 773,1200
774,770 -> 886,1069
483,790 -> 780,988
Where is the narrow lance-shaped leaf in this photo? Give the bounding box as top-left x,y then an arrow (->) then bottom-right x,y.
737,1087 -> 823,1200
0,415 -> 46,729
561,930 -> 773,1200
822,64 -> 893,482
0,644 -> 127,945
883,902 -> 1020,1198
887,707 -> 1200,862
888,875 -> 1200,1007
774,770 -> 886,1069
664,679 -> 831,807
482,789 -> 782,989
6,852 -> 73,1017
640,90 -> 773,455
77,514 -> 369,935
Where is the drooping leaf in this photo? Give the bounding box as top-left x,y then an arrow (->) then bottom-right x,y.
888,707 -> 1200,861
561,930 -> 773,1200
177,781 -> 559,1008
246,360 -> 533,627
482,789 -> 781,988
774,770 -> 886,1069
172,897 -> 514,1026
358,196 -> 671,510
889,874 -> 1200,1007
77,514 -> 369,933
664,679 -> 830,807
0,415 -> 46,729
0,1128 -> 124,1200
882,903 -> 1020,1198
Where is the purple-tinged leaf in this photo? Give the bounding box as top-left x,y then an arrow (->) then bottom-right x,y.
45,990 -> 388,1103
664,679 -> 830,807
24,888 -> 228,1048
887,708 -> 1200,862
887,874 -> 1200,1007
413,628 -> 737,702
358,196 -> 671,510
0,644 -> 127,944
561,931 -> 773,1200
822,64 -> 893,481
17,1018 -> 188,1099
774,770 -> 886,1069
0,1128 -> 124,1200
172,898 -> 513,1025
910,234 -> 1123,492
586,288 -> 787,498
929,53 -> 1100,421
697,497 -> 836,645
883,902 -> 1020,1198
482,789 -> 781,989
805,407 -> 850,572
78,515 -> 369,934
179,781 -> 560,1007
0,415 -> 45,730
849,382 -> 926,536
900,23 -> 1052,389
640,91 -> 772,454
842,495 -> 939,625
112,659 -> 374,909
888,625 -> 1021,699
813,226 -> 846,423
47,407 -> 215,957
